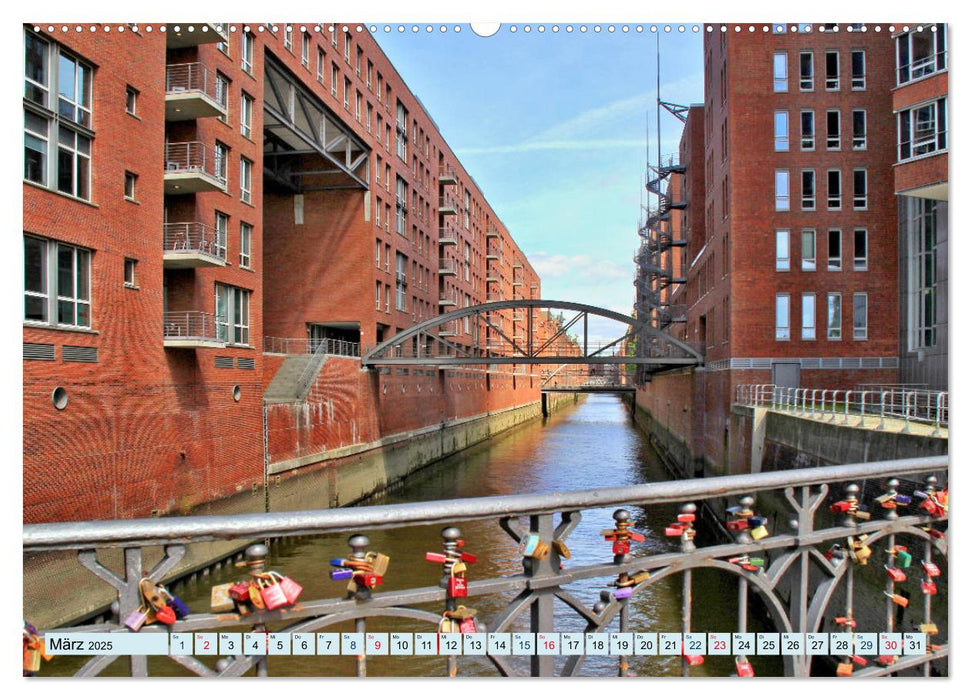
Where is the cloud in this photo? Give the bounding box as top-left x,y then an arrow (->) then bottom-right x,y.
529,252 -> 631,283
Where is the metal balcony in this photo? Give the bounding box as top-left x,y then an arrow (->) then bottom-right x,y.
438,196 -> 458,216
438,227 -> 458,245
164,142 -> 227,194
165,63 -> 228,121
438,320 -> 458,337
438,290 -> 458,307
438,258 -> 457,276
163,222 -> 226,268
438,165 -> 458,186
486,275 -> 500,284
486,246 -> 501,260
165,23 -> 228,49
163,311 -> 225,348
486,228 -> 500,239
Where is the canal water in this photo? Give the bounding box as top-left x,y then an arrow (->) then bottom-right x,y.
45,394 -> 781,678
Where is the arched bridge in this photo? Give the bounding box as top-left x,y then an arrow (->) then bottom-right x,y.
361,300 -> 704,372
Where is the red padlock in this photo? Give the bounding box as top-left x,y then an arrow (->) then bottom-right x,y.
921,560 -> 941,577
830,501 -> 852,513
278,575 -> 303,604
677,513 -> 696,524
684,655 -> 705,667
885,566 -> 907,583
735,657 -> 755,677
356,572 -> 382,588
850,654 -> 868,667
458,617 -> 477,634
155,605 -> 177,625
612,540 -> 631,556
664,525 -> 684,537
447,576 -> 468,598
229,581 -> 251,602
727,519 -> 748,531
921,579 -> 938,595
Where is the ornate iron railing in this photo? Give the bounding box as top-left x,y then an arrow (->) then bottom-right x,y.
24,457 -> 948,678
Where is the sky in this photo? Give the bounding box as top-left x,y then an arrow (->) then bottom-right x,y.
373,24 -> 704,342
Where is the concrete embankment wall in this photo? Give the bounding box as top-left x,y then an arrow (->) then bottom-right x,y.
25,387 -> 576,629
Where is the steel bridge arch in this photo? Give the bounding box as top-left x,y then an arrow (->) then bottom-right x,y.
360,299 -> 704,368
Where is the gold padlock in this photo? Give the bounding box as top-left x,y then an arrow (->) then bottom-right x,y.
552,539 -> 572,559
629,570 -> 651,585
836,661 -> 853,677
437,616 -> 459,633
919,623 -> 939,636
531,541 -> 551,560
367,552 -> 390,576
450,561 -> 467,576
445,605 -> 478,620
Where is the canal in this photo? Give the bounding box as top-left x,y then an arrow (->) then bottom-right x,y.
45,394 -> 781,677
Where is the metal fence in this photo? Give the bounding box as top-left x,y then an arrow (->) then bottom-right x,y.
263,337 -> 361,358
163,311 -> 220,342
165,62 -> 225,106
164,142 -> 226,185
735,384 -> 948,435
163,222 -> 224,259
24,457 -> 948,677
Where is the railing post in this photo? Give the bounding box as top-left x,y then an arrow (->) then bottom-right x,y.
528,512 -> 557,677
858,391 -> 869,427
932,392 -> 945,436
879,391 -> 889,430
902,391 -> 914,434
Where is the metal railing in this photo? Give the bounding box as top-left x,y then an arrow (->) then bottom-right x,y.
263,337 -> 361,358
437,226 -> 457,244
165,62 -> 226,106
24,457 -> 948,677
735,384 -> 949,434
164,142 -> 226,185
438,258 -> 457,274
163,222 -> 225,259
438,289 -> 458,306
439,195 -> 459,212
163,311 -> 221,342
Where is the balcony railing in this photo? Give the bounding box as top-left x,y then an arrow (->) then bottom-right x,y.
163,311 -> 223,347
163,222 -> 226,267
165,63 -> 227,120
438,258 -> 457,275
439,288 -> 458,307
263,337 -> 361,357
736,384 -> 948,436
438,165 -> 458,185
486,246 -> 501,259
164,142 -> 227,193
438,227 -> 458,245
438,195 -> 458,215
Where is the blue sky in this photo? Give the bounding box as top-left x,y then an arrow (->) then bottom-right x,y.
374,25 -> 704,342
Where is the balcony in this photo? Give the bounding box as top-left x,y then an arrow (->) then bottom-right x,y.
439,289 -> 458,307
438,320 -> 458,337
486,274 -> 500,284
438,195 -> 458,216
486,227 -> 500,239
163,222 -> 227,268
487,293 -> 503,303
438,258 -> 457,276
438,165 -> 458,186
512,311 -> 525,322
165,63 -> 228,121
486,245 -> 501,260
438,227 -> 458,245
165,23 -> 228,49
163,311 -> 225,348
164,142 -> 227,194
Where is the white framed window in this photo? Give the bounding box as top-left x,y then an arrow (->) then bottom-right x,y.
214,211 -> 228,259
301,31 -> 310,67
355,91 -> 362,122
801,170 -> 815,210
240,222 -> 252,268
367,60 -> 373,89
896,24 -> 947,85
331,62 -> 338,98
124,171 -> 137,201
828,229 -> 842,270
801,293 -> 816,340
395,101 -> 408,161
384,243 -> 390,272
853,229 -> 868,271
375,281 -> 382,310
366,103 -> 372,133
24,31 -> 93,200
375,197 -> 382,227
356,47 -> 363,77
775,170 -> 789,211
316,48 -> 325,83
773,51 -> 788,92
385,284 -> 390,313
827,293 -> 842,340
343,78 -> 350,110
331,26 -> 338,47
375,239 -> 381,268
215,283 -> 250,345
798,51 -> 813,90
825,50 -> 839,90
776,294 -> 790,340
774,111 -> 789,151
214,141 -> 228,182
906,198 -> 938,349
801,229 -> 816,271
395,176 -> 407,235
776,230 -> 790,271
240,92 -> 253,139
826,110 -> 840,149
898,98 -> 947,160
283,25 -> 293,52
125,85 -> 138,116
24,234 -> 91,328
241,32 -> 254,74
852,110 -> 866,150
240,157 -> 252,204
395,252 -> 407,312
853,169 -> 867,209
800,110 -> 814,150
216,24 -> 229,55
851,50 -> 865,89
853,292 -> 868,340
344,34 -> 351,63
827,169 -> 841,210
124,258 -> 137,287
215,72 -> 229,121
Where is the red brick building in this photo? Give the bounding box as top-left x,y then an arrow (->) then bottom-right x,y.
637,24 -> 905,473
23,23 -> 548,524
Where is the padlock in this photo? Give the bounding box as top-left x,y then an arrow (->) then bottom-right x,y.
614,586 -> 633,600
884,591 -> 909,607
445,605 -> 479,633
23,644 -> 41,673
330,567 -> 354,581
892,547 -> 913,568
612,539 -> 630,556
825,544 -> 844,561
919,623 -> 938,636
921,560 -> 941,577
850,654 -> 867,667
447,575 -> 468,598
159,585 -> 190,619
437,615 -> 459,634
726,519 -> 748,531
684,654 -> 705,666
354,571 -> 382,588
270,571 -> 303,604
920,579 -> 937,595
876,655 -> 898,667
258,574 -> 289,610
552,539 -> 572,559
367,552 -> 391,577
836,661 -> 854,677
533,540 -> 551,560
450,561 -> 467,577
665,524 -> 684,537
830,501 -> 852,514
885,565 -> 907,583
124,606 -> 149,632
750,524 -> 769,540
833,616 -> 856,629
458,616 -> 478,633
248,582 -> 265,609
229,580 -> 252,602
210,582 -> 235,613
155,605 -> 177,626
677,513 -> 696,524
735,657 -> 754,677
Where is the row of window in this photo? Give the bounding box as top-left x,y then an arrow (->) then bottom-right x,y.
774,168 -> 868,211
775,292 -> 868,341
773,49 -> 866,92
775,228 -> 868,272
898,98 -> 947,162
896,25 -> 947,86
774,109 -> 867,151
